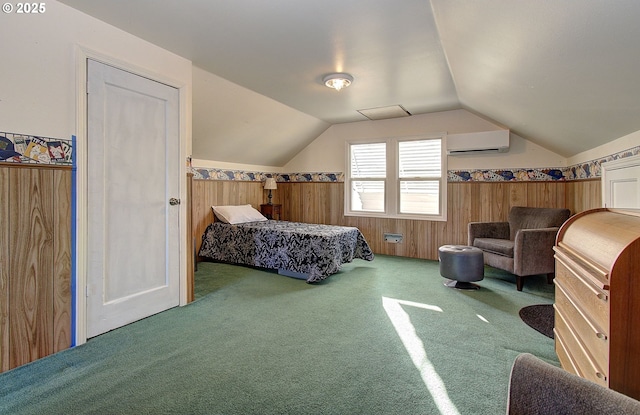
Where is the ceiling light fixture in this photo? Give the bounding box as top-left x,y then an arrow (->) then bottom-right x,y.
323,73 -> 353,91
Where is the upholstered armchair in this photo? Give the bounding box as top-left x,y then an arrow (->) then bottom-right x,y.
507,353 -> 640,414
468,206 -> 571,291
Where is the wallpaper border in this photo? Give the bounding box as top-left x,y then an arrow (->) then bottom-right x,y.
0,131 -> 74,166
194,144 -> 640,183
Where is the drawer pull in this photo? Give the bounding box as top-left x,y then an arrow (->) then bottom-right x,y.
596,372 -> 607,381
596,293 -> 608,302
596,332 -> 608,340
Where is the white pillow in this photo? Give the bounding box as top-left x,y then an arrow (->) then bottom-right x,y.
212,204 -> 267,224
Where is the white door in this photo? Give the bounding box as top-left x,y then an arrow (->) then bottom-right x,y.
87,59 -> 180,338
602,155 -> 640,209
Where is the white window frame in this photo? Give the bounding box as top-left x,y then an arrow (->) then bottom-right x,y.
345,135 -> 447,221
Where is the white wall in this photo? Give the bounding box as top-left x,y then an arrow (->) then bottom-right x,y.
0,0 -> 194,342
193,66 -> 329,167
191,157 -> 287,174
284,109 -> 564,172
568,129 -> 640,166
0,1 -> 192,143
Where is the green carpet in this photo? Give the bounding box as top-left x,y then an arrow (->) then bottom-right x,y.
0,255 -> 557,415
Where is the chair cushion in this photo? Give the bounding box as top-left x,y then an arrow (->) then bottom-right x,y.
473,238 -> 514,257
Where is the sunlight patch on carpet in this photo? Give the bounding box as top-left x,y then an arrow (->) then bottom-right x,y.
382,297 -> 461,415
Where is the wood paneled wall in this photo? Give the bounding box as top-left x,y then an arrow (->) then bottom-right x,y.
192,179 -> 270,255
191,178 -> 602,261
564,179 -> 602,214
186,173 -> 194,303
0,165 -> 72,373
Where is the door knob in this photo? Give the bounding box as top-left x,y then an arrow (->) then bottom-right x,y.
169,198 -> 181,206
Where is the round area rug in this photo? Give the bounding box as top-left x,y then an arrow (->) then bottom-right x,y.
519,304 -> 554,339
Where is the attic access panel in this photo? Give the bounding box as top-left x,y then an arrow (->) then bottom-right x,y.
358,105 -> 411,121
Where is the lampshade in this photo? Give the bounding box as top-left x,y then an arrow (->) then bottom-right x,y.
323,73 -> 353,91
264,177 -> 277,190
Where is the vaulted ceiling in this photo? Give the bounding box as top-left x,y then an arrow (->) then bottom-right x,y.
60,0 -> 640,165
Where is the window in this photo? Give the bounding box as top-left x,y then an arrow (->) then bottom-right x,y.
346,136 -> 446,220
349,142 -> 386,212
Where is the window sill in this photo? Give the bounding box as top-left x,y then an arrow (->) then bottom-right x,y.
345,211 -> 447,222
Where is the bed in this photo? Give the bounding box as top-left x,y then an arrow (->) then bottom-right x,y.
198,205 -> 374,282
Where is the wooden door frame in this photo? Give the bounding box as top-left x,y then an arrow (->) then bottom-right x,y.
74,46 -> 190,346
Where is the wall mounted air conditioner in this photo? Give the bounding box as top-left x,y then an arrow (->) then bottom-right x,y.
446,130 -> 509,155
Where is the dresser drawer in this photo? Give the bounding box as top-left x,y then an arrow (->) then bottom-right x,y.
555,261 -> 609,333
555,306 -> 609,387
553,209 -> 640,400
555,283 -> 608,372
555,327 -> 579,376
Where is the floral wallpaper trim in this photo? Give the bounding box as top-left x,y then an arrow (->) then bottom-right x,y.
191,144 -> 640,183
192,168 -> 344,183
448,168 -> 567,182
564,145 -> 640,181
451,145 -> 640,181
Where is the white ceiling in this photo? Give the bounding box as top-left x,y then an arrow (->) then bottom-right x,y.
60,0 -> 640,163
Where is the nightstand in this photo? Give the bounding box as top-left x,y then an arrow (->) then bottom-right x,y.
260,203 -> 282,220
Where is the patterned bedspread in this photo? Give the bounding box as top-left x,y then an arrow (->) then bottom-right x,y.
198,220 -> 374,282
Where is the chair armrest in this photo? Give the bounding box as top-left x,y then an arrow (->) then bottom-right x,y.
468,221 -> 510,245
512,227 -> 559,276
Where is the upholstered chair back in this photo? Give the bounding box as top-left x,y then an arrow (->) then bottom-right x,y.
508,206 -> 571,240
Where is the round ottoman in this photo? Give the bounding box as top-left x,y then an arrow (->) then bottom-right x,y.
438,245 -> 484,290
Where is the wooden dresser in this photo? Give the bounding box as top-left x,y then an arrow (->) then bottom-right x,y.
554,208 -> 640,399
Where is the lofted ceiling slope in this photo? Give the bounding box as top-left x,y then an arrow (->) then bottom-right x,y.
59,0 -> 640,164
